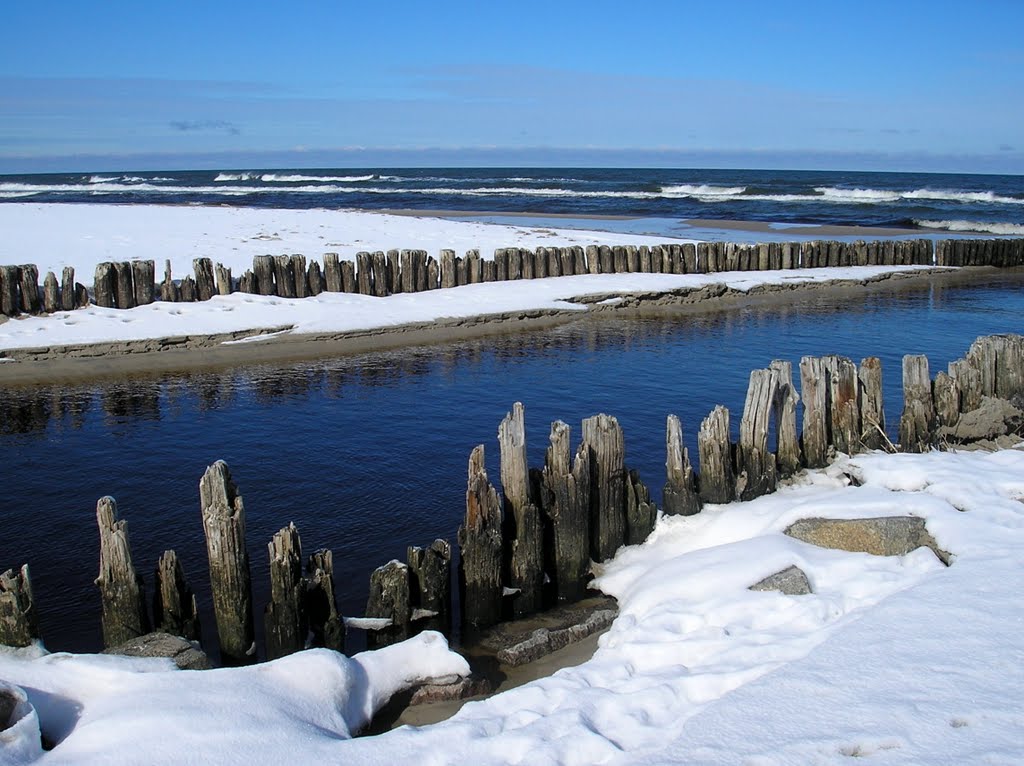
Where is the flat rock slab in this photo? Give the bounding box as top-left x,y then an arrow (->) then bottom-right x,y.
784,516 -> 951,566
477,595 -> 618,667
409,673 -> 493,705
102,631 -> 211,670
939,396 -> 1023,443
749,565 -> 812,595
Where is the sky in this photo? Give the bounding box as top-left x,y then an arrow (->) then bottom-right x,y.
2,0 -> 1023,174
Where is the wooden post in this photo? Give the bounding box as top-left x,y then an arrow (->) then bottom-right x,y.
200,460 -> 255,665
290,255 -> 308,298
663,414 -> 701,516
110,262 -> 134,308
94,262 -> 116,307
193,258 -> 215,302
933,371 -> 961,428
613,246 -> 627,273
625,470 -> 656,545
323,253 -> 342,292
466,250 -> 482,284
800,357 -> 829,468
499,402 -> 543,618
42,272 -> 59,313
153,550 -> 200,641
455,255 -> 468,286
365,560 -> 410,649
769,361 -> 802,476
60,266 -> 76,311
899,355 -> 935,453
428,256 -> 441,288
306,549 -> 345,651
0,565 -> 39,648
858,357 -> 886,450
0,266 -> 20,316
160,260 -> 178,302
273,255 -> 295,298
179,276 -> 197,302
458,445 -> 504,630
440,250 -> 457,289
401,250 -> 415,293
582,414 -> 626,561
561,247 -> 576,276
698,406 -> 734,503
586,245 -> 599,274
306,261 -> 323,295
253,255 -> 276,295
214,263 -> 233,296
494,248 -> 510,281
736,369 -> 778,500
948,358 -> 982,413
407,539 -> 451,635
599,245 -> 614,274
825,356 -> 860,455
340,260 -> 356,293
522,249 -> 536,280
18,265 -> 40,313
132,260 -> 156,305
355,252 -> 373,295
264,523 -> 307,660
539,421 -> 591,602
387,250 -> 401,294
371,252 -> 389,297
95,496 -> 150,648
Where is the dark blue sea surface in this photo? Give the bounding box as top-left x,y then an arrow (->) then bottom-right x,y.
1,168 -> 1022,236
1,275 -> 1022,655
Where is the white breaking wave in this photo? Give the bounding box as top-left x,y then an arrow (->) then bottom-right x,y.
914,219 -> 1024,236
214,172 -> 260,182
260,173 -> 376,183
815,186 -> 1024,205
661,184 -> 747,197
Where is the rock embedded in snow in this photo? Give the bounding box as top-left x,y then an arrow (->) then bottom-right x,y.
749,565 -> 813,595
784,516 -> 951,565
101,632 -> 211,670
408,673 -> 493,705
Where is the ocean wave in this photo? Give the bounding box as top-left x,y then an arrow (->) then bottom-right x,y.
214,172 -> 259,182
815,186 -> 1024,205
260,173 -> 376,183
661,184 -> 747,196
914,219 -> 1024,235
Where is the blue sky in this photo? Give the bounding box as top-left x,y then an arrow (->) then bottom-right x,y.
2,0 -> 1023,173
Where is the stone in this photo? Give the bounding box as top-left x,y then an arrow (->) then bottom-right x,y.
784,516 -> 950,565
408,674 -> 493,705
102,631 -> 211,670
749,565 -> 812,595
937,396 -> 1022,443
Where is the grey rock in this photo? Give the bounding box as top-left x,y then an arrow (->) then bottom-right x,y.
408,673 -> 492,705
102,631 -> 211,670
938,396 -> 1023,443
784,516 -> 951,566
749,565 -> 812,595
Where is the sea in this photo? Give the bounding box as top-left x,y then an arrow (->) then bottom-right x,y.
1,167 -> 1023,237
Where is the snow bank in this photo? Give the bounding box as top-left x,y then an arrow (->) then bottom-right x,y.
0,266 -> 936,352
3,449 -> 1019,764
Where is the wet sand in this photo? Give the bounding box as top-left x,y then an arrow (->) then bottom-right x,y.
0,267 -> 1019,387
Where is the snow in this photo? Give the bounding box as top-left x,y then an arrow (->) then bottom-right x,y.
0,266 -> 936,352
2,449 -> 1022,764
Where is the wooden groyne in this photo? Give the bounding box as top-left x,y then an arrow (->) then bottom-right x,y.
1,237 -> 1022,318
1,333 -> 1022,661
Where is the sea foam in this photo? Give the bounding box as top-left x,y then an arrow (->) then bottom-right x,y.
914,219 -> 1024,235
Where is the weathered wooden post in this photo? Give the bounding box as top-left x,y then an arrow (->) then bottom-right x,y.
0,265 -> 20,316
355,252 -> 373,295
214,263 -> 233,296
407,539 -> 452,635
440,249 -> 457,289
179,276 -> 197,302
60,267 -> 76,311
153,550 -> 201,641
365,560 -> 410,649
341,260 -> 356,293
18,265 -> 40,313
736,369 -> 778,500
899,355 -> 935,453
273,255 -> 296,298
94,262 -> 116,307
95,496 -> 150,648
200,460 -> 255,665
306,549 -> 345,651
698,405 -> 734,504
663,414 -> 701,516
386,250 -> 401,294
933,371 -> 961,428
625,470 -> 656,545
858,357 -> 886,450
825,356 -> 860,455
582,414 -> 626,561
42,272 -> 59,313
193,258 -> 215,302
458,445 -> 504,630
264,523 -> 307,660
307,260 -> 323,295
371,251 -> 389,296
253,255 -> 276,295
0,566 -> 39,647
499,402 -> 543,618
132,260 -> 156,305
323,253 -> 342,292
769,361 -> 802,476
539,421 -> 591,602
800,357 -> 829,468
291,255 -> 308,298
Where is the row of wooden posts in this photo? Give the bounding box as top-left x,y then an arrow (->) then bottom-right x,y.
0,333 -> 1022,662
2,237 -> 1022,317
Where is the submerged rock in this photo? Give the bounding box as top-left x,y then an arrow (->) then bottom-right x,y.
749,565 -> 812,595
784,517 -> 951,566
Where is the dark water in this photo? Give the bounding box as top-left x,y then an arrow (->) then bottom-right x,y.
1,276 -> 1023,656
2,168 -> 1023,235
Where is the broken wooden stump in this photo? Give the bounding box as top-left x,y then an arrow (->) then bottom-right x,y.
736,368 -> 778,501
365,560 -> 410,649
193,258 -> 216,302
253,255 -> 276,295
0,265 -> 20,316
582,414 -> 627,561
272,255 -> 296,298
698,405 -> 734,504
0,565 -> 39,647
458,445 -> 504,631
214,263 -> 233,296
499,402 -> 543,618
799,356 -> 829,468
663,414 -> 701,516
770,361 -> 802,476
264,523 -> 307,660
899,354 -> 935,453
153,550 -> 201,642
199,460 -> 255,665
306,549 -> 345,652
18,264 -> 40,314
160,260 -> 179,302
858,357 -> 886,450
95,496 -> 150,648
824,355 -> 860,455
407,539 -> 452,635
539,421 -> 591,602
94,262 -> 117,308
42,271 -> 59,313
625,469 -> 656,545
132,260 -> 156,305
60,266 -> 76,311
